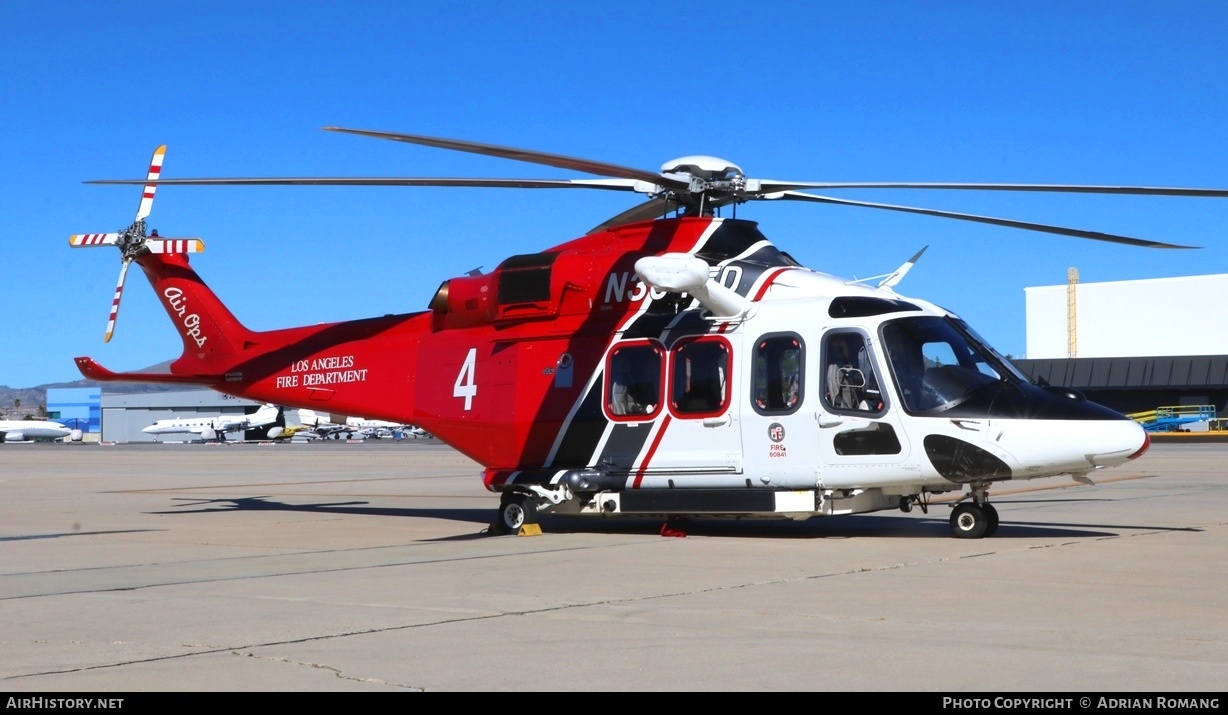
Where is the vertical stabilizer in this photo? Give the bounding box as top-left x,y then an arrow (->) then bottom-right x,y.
136,252 -> 258,375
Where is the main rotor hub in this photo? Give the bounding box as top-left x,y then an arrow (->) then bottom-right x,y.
661,155 -> 744,181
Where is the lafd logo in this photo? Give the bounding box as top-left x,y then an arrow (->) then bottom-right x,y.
768,423 -> 785,442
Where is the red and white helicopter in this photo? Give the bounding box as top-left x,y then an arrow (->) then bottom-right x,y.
71,129 -> 1226,538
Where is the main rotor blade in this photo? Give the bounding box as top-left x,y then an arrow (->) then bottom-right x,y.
322,126 -> 689,190
87,177 -> 645,191
760,181 -> 1228,198
589,197 -> 673,233
781,191 -> 1200,249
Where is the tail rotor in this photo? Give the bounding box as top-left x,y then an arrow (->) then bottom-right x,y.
69,145 -> 203,342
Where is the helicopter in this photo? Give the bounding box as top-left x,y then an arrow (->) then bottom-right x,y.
69,128 -> 1228,538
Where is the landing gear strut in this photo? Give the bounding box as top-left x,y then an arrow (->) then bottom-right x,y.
949,484 -> 999,539
899,494 -> 930,514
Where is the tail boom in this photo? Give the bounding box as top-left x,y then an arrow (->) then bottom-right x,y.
77,248 -> 427,425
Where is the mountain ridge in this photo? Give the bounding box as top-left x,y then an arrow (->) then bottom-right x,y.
0,361 -> 185,418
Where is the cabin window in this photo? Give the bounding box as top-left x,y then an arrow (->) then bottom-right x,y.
752,333 -> 804,415
670,338 -> 731,416
822,331 -> 886,415
828,296 -> 922,318
606,342 -> 663,419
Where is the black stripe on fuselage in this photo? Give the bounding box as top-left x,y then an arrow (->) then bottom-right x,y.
550,381 -> 611,466
544,220 -> 797,471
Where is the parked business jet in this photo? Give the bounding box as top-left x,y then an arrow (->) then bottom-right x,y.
289,409 -> 409,440
142,403 -> 281,442
0,420 -> 82,443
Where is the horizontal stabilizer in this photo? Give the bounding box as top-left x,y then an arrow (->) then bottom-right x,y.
74,356 -> 223,385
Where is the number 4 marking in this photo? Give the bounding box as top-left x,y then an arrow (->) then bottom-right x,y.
454,347 -> 477,410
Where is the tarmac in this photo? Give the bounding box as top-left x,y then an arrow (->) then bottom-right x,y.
0,439 -> 1224,692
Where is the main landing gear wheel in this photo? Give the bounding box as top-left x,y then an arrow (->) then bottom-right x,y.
950,502 -> 991,539
982,503 -> 1000,537
491,492 -> 538,535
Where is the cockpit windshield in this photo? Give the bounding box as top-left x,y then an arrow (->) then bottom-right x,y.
950,316 -> 1030,382
880,316 -> 1023,414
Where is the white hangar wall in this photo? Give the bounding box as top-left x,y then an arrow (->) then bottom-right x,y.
101,389 -> 261,443
1025,273 -> 1228,360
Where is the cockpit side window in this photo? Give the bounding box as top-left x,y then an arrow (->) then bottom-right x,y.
752,333 -> 804,415
822,331 -> 885,415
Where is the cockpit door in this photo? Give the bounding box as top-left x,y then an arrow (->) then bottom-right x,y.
816,329 -> 913,486
602,337 -> 743,480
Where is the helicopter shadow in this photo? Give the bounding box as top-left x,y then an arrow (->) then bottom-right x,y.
536,514 -> 1132,539
151,496 -> 494,537
537,496 -> 1202,539
145,496 -> 1199,541
0,528 -> 164,543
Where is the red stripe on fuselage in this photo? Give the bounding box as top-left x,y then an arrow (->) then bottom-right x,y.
717,266 -> 792,335
752,267 -> 792,301
631,414 -> 672,489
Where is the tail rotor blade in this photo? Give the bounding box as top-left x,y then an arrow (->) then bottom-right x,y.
104,259 -> 130,343
135,145 -> 167,221
145,238 -> 204,254
69,233 -> 120,247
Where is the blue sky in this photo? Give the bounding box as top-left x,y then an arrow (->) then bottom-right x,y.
3,1 -> 1227,388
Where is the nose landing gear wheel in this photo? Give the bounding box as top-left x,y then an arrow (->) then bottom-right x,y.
950,502 -> 989,539
491,492 -> 538,535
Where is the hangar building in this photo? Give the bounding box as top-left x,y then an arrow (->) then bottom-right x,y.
46,387 -> 101,441
1014,272 -> 1228,417
101,390 -> 266,443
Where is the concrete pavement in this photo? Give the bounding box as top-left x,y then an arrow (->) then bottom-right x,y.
1,440 -> 1224,691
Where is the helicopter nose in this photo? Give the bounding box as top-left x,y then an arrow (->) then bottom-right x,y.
995,416 -> 1150,478
1127,429 -> 1151,460
1087,419 -> 1150,468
